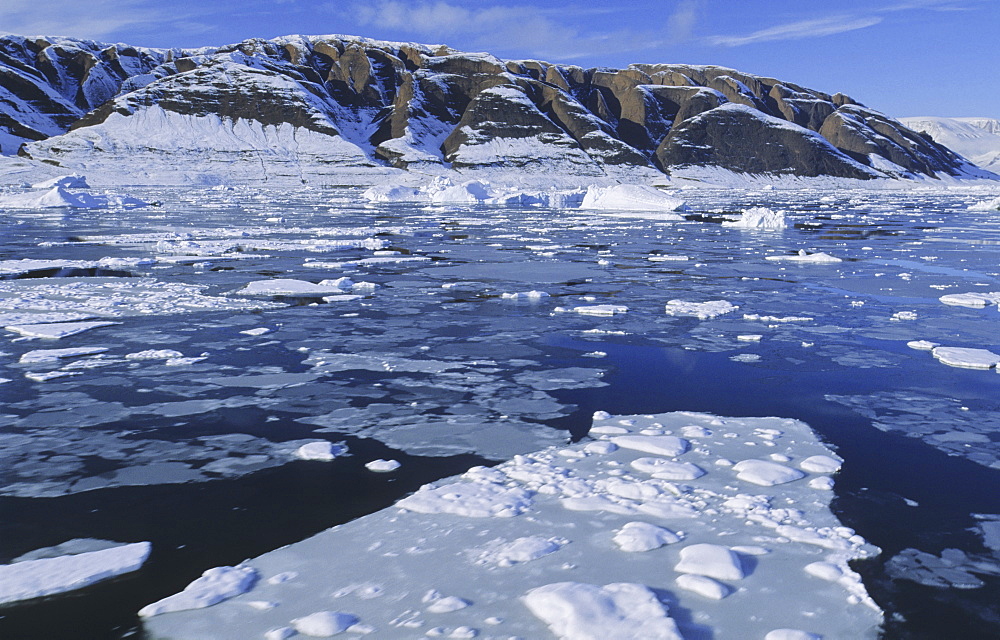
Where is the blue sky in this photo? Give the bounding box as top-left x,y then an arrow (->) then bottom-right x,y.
3,0 -> 997,118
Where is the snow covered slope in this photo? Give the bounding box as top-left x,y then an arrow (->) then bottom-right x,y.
899,117 -> 1000,173
1,34 -> 995,185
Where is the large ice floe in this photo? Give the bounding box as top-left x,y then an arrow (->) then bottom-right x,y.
0,540 -> 151,606
141,411 -> 881,640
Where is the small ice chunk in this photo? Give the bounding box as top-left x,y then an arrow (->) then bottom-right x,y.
891,311 -> 917,321
799,455 -> 842,474
365,459 -> 401,472
764,630 -> 822,640
674,544 -> 746,581
5,321 -> 118,339
296,441 -> 349,461
138,566 -> 258,617
592,410 -> 611,420
722,207 -> 786,230
292,611 -> 360,636
610,435 -> 689,457
397,482 -> 533,518
240,327 -> 271,336
573,305 -> 628,316
0,542 -> 151,605
19,346 -> 108,364
426,596 -> 471,613
630,458 -> 706,480
664,299 -> 738,319
648,254 -> 689,262
502,290 -> 550,300
765,250 -> 842,263
674,574 -> 732,599
125,349 -> 185,361
931,346 -> 1000,369
613,522 -> 681,552
733,459 -> 806,486
523,581 -> 683,639
737,334 -> 763,342
907,340 -> 939,351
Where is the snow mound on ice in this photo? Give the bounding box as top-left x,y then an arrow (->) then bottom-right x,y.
613,522 -> 682,552
968,196 -> 1000,211
139,566 -> 259,617
523,581 -> 683,640
674,543 -> 746,581
733,459 -> 807,486
31,175 -> 90,189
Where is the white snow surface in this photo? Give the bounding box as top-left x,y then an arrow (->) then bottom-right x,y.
899,116 -> 1000,173
0,541 -> 151,605
142,411 -> 881,640
522,581 -> 683,640
139,566 -> 259,617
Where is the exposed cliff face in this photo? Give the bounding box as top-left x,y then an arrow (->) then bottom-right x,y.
0,33 -> 993,183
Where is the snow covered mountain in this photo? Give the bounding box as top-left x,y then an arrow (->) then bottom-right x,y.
0,33 -> 994,184
899,117 -> 1000,173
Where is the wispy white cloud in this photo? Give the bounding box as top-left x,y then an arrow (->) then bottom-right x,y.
347,0 -> 660,61
704,0 -> 976,48
666,0 -> 703,43
707,15 -> 883,47
0,0 -> 214,42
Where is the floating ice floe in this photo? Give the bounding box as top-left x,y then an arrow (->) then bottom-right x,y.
930,346 -> 1000,369
365,459 -> 401,473
647,254 -> 689,262
722,207 -> 787,229
664,299 -> 739,319
5,321 -> 118,339
141,411 -> 880,640
939,291 -> 1000,308
886,547 -> 1000,590
907,340 -> 939,351
501,290 -> 550,300
765,250 -> 842,263
295,441 -> 349,461
362,178 -> 586,208
237,279 -> 352,297
571,304 -> 628,317
579,184 -> 687,218
968,196 -> 1000,211
0,541 -> 151,606
19,346 -> 108,364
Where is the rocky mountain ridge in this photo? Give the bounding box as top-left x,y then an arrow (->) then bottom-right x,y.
0,33 -> 994,184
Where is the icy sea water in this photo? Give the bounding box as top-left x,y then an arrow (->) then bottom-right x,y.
0,186 -> 998,639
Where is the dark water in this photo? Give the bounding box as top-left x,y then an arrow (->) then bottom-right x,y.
0,432 -> 492,639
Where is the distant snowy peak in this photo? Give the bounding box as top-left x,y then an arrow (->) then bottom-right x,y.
1,33 -> 996,184
899,117 -> 1000,173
